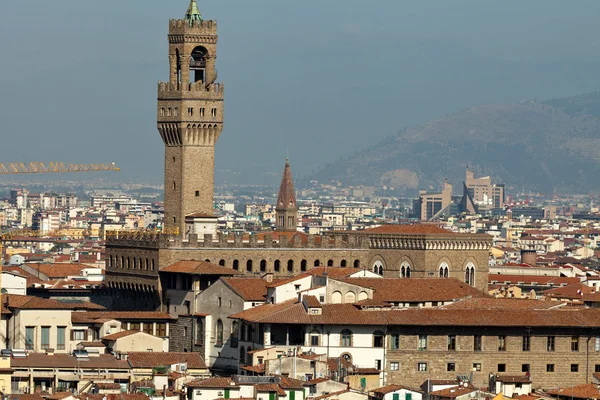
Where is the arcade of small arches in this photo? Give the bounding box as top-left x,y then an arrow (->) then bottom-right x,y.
331,290 -> 369,304
106,281 -> 157,292
212,258 -> 362,274
108,255 -> 156,271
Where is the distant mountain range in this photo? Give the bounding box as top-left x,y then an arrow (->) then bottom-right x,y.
311,91 -> 600,194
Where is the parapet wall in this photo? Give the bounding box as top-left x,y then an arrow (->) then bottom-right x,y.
158,81 -> 224,99
168,19 -> 217,36
106,232 -> 370,250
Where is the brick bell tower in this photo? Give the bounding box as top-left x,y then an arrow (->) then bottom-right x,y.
158,0 -> 224,234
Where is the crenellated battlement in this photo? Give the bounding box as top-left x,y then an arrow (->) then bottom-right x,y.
158,81 -> 224,99
106,232 -> 370,250
168,19 -> 217,36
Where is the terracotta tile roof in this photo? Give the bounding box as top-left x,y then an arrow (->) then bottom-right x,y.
3,266 -> 44,285
79,341 -> 106,348
7,395 -> 44,400
303,295 -> 321,308
584,292 -> 600,302
363,224 -> 452,234
354,367 -> 380,374
240,364 -> 265,374
95,383 -> 121,389
337,278 -> 487,302
371,385 -> 404,394
354,299 -> 393,308
278,376 -> 305,389
231,299 -> 600,328
185,376 -> 237,388
255,383 -> 286,396
46,392 -> 75,400
72,311 -> 174,324
2,294 -> 104,311
10,353 -> 129,369
543,283 -> 594,299
546,383 -> 600,399
23,263 -> 91,279
313,390 -> 349,400
223,277 -> 279,301
488,275 -> 580,286
101,330 -> 140,341
496,375 -> 530,383
162,260 -> 241,275
429,386 -> 476,399
127,352 -> 206,369
306,377 -> 330,385
442,298 -> 561,310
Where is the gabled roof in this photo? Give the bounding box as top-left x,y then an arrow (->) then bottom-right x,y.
162,260 -> 241,276
127,352 -> 206,369
547,383 -> 600,399
22,263 -> 91,279
3,294 -> 104,311
186,376 -> 237,388
101,330 -> 143,341
442,297 -> 561,310
230,299 -> 600,328
10,353 -> 129,369
72,311 -> 174,324
223,277 -> 276,301
336,277 -> 487,302
543,283 -> 594,299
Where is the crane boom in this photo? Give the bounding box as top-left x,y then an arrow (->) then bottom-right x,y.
0,162 -> 120,175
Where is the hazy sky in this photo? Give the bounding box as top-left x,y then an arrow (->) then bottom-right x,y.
2,0 -> 600,186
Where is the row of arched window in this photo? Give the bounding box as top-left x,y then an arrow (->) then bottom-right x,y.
214,258 -> 361,272
108,255 -> 155,271
371,260 -> 476,286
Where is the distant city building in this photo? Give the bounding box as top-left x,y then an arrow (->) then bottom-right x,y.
465,167 -> 505,211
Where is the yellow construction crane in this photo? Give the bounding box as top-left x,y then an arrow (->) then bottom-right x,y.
0,162 -> 120,175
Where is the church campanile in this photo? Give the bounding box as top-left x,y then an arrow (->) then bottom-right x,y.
157,1 -> 224,233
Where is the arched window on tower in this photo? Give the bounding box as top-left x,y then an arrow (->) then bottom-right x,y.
260,260 -> 267,272
465,262 -> 476,286
439,262 -> 449,278
287,260 -> 294,272
190,46 -> 208,83
246,260 -> 253,272
373,260 -> 384,276
400,261 -> 411,278
301,260 -> 307,271
233,260 -> 239,270
274,260 -> 280,272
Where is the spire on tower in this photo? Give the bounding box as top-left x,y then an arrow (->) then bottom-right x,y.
275,159 -> 298,232
277,159 -> 296,211
185,0 -> 203,24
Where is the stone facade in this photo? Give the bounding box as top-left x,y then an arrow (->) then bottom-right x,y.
105,230 -> 491,310
385,326 -> 600,390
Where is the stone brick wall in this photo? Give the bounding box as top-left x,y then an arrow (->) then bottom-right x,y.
169,315 -> 204,355
386,326 -> 600,389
